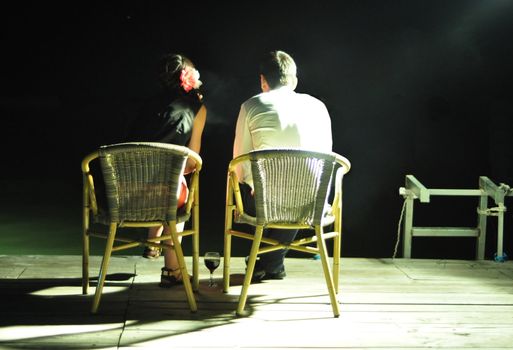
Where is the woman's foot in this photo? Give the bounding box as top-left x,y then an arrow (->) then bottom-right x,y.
159,267 -> 191,288
143,246 -> 162,260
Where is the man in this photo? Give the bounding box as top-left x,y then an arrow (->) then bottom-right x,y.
233,50 -> 333,280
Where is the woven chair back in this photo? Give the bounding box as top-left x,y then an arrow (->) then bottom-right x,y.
249,149 -> 336,226
99,142 -> 189,222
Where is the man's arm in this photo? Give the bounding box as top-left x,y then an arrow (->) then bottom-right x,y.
233,104 -> 254,188
233,104 -> 251,158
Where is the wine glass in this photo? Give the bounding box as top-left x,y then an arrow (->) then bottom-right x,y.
204,252 -> 221,287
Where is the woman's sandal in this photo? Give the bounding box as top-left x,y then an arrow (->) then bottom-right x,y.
160,267 -> 183,288
143,246 -> 162,260
159,267 -> 192,288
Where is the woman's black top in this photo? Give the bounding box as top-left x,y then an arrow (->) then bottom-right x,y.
126,89 -> 202,146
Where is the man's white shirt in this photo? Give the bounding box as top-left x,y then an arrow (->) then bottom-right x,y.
233,86 -> 333,189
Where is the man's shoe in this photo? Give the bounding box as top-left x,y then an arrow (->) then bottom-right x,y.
245,256 -> 286,281
251,268 -> 266,282
250,268 -> 286,281
245,257 -> 265,282
261,269 -> 287,280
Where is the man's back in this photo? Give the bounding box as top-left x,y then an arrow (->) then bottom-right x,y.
234,86 -> 333,187
235,86 -> 332,149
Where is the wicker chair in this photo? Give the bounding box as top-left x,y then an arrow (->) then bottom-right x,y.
223,148 -> 351,317
81,142 -> 201,313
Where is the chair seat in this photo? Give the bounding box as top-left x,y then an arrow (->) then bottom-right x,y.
235,203 -> 336,227
92,208 -> 192,226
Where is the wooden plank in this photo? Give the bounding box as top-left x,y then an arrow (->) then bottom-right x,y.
412,227 -> 479,237
2,255 -> 513,349
429,189 -> 482,196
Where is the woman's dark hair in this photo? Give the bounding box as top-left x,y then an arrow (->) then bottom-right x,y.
158,53 -> 194,90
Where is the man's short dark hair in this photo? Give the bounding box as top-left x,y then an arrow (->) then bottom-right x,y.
259,50 -> 297,89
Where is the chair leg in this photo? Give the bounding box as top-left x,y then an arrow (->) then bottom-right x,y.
82,181 -> 90,295
82,232 -> 90,295
192,230 -> 199,292
170,224 -> 197,312
91,223 -> 117,314
82,210 -> 90,295
333,232 -> 341,294
192,202 -> 200,291
316,226 -> 340,318
223,229 -> 232,293
236,226 -> 263,316
223,200 -> 234,293
333,205 -> 342,294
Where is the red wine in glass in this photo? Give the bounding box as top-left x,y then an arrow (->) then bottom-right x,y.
204,252 -> 220,287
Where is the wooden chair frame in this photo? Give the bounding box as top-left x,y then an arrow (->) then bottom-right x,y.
81,142 -> 201,313
222,149 -> 351,317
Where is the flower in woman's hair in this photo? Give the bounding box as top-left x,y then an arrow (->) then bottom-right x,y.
180,67 -> 202,92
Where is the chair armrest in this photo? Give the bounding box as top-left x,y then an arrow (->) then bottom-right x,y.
331,152 -> 351,216
334,153 -> 351,175
82,151 -> 100,215
227,154 -> 252,220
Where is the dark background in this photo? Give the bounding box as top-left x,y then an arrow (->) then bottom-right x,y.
2,0 -> 513,259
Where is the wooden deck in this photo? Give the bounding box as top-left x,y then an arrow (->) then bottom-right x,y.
1,255 -> 513,349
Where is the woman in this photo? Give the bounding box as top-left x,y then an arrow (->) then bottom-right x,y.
126,53 -> 207,287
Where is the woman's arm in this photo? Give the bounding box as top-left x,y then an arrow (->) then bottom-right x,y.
185,104 -> 207,173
